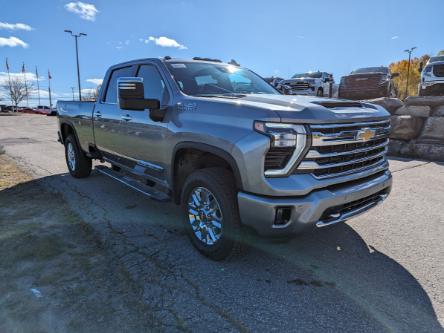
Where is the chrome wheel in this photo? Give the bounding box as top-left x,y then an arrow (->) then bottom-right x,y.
67,142 -> 76,171
187,187 -> 223,246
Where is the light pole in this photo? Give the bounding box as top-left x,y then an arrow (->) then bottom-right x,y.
64,30 -> 87,101
404,46 -> 417,98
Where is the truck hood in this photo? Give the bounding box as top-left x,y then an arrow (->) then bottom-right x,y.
200,94 -> 389,124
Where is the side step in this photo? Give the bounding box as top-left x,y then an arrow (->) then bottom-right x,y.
95,165 -> 170,202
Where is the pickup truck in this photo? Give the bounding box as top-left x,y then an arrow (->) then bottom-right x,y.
338,67 -> 399,100
57,57 -> 392,260
418,55 -> 444,96
277,71 -> 333,97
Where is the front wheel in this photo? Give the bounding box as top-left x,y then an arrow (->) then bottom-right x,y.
64,134 -> 92,178
181,168 -> 242,260
316,88 -> 324,97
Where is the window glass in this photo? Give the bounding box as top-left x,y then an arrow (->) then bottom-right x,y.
104,66 -> 133,103
137,65 -> 167,103
166,62 -> 278,96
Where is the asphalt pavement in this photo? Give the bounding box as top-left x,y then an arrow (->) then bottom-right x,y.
0,114 -> 443,332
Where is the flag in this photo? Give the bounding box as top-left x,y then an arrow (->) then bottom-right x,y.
48,70 -> 52,80
22,62 -> 26,73
5,58 -> 9,72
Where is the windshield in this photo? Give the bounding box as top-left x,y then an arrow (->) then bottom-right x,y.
429,56 -> 444,63
165,62 -> 278,96
292,72 -> 322,78
351,67 -> 388,74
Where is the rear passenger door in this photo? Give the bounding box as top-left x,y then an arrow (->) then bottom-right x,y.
118,63 -> 171,181
94,65 -> 135,161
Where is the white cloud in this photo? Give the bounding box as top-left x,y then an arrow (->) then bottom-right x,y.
0,22 -> 33,31
0,36 -> 28,48
0,72 -> 39,85
86,78 -> 103,85
391,36 -> 399,40
65,2 -> 99,21
142,36 -> 187,50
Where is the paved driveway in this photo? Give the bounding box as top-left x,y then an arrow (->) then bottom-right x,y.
0,114 -> 443,332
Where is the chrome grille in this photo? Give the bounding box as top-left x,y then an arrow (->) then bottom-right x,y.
289,82 -> 310,90
295,120 -> 390,179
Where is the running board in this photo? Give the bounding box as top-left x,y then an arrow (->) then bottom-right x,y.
95,165 -> 170,202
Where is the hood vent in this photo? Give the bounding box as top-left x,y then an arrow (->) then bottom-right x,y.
313,101 -> 377,110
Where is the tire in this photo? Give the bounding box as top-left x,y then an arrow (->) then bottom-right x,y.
64,134 -> 92,178
316,88 -> 324,97
181,167 -> 242,260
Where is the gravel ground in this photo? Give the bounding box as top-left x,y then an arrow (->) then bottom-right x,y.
0,114 -> 443,332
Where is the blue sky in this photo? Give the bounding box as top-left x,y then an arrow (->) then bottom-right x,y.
1,0 -> 443,106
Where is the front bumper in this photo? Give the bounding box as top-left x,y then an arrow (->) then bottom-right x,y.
237,170 -> 392,237
287,88 -> 315,96
420,82 -> 444,96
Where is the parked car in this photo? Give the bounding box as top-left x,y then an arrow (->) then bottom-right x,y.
57,57 -> 392,260
34,105 -> 51,115
277,72 -> 334,97
338,67 -> 399,100
263,76 -> 284,88
418,56 -> 444,96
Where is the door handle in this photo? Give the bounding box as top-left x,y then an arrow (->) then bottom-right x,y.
95,111 -> 102,118
121,114 -> 132,121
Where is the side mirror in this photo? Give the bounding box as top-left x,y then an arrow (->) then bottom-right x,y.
418,62 -> 424,73
391,72 -> 400,78
118,77 -> 160,111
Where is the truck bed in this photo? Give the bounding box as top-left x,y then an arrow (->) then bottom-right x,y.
57,100 -> 96,151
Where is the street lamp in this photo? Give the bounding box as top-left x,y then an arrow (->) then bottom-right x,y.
404,46 -> 417,98
64,29 -> 87,101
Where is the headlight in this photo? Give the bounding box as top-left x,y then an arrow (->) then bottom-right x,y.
254,122 -> 308,177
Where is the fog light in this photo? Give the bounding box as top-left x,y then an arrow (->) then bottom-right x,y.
274,207 -> 292,226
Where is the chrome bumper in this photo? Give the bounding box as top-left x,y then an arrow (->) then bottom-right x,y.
237,170 -> 392,237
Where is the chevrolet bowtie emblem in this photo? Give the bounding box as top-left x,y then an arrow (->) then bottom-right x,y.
356,128 -> 376,142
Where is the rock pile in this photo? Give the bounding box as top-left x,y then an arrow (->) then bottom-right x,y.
367,96 -> 444,161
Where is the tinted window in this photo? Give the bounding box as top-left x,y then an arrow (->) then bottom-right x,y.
137,65 -> 168,104
351,67 -> 388,74
104,66 -> 133,103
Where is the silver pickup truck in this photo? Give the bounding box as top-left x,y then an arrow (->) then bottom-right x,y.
57,57 -> 392,260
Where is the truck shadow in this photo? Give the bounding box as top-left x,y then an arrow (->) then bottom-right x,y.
4,173 -> 442,333
243,224 -> 443,332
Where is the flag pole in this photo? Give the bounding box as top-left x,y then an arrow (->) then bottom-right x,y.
35,67 -> 41,106
48,70 -> 53,109
5,58 -> 13,110
22,62 -> 29,107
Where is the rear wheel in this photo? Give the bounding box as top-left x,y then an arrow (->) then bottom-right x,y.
181,168 -> 242,260
64,134 -> 92,178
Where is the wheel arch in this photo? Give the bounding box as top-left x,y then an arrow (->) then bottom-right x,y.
171,142 -> 243,204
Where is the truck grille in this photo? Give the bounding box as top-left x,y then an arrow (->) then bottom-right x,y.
294,120 -> 390,179
289,82 -> 310,90
433,64 -> 444,77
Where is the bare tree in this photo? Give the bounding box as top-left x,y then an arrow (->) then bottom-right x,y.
1,78 -> 33,110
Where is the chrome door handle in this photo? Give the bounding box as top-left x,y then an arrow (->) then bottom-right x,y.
121,114 -> 132,121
